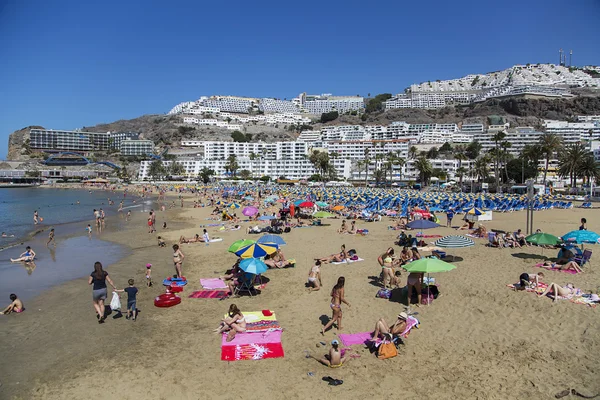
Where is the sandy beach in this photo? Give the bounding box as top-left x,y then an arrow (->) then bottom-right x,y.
0,190 -> 599,400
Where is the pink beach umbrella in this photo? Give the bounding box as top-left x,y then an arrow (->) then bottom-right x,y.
242,206 -> 259,217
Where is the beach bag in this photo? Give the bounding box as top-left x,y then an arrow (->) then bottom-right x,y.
377,342 -> 397,359
284,227 -> 291,233
347,249 -> 357,257
110,292 -> 121,311
376,288 -> 391,299
350,255 -> 359,261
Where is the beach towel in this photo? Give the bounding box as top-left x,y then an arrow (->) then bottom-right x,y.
506,282 -> 548,293
188,290 -> 229,299
200,278 -> 228,289
223,311 -> 277,323
209,238 -> 223,243
221,342 -> 284,361
339,332 -> 372,346
416,234 -> 443,238
331,257 -> 364,265
534,263 -> 579,274
245,320 -> 282,332
221,330 -> 284,361
222,330 -> 282,346
400,316 -> 419,337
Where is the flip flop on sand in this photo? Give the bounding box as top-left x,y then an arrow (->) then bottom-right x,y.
322,376 -> 343,385
572,389 -> 600,399
555,389 -> 570,399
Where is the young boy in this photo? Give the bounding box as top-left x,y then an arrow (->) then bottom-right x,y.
145,264 -> 153,287
309,339 -> 348,368
157,236 -> 166,247
47,228 -> 55,247
1,294 -> 24,314
86,224 -> 92,235
116,279 -> 138,321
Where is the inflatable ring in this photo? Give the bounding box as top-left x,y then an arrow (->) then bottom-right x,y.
162,277 -> 188,287
154,293 -> 181,308
169,285 -> 184,293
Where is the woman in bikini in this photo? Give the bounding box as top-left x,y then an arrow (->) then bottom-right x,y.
318,244 -> 348,264
321,276 -> 351,334
172,244 -> 185,278
11,246 -> 36,263
539,282 -> 579,302
542,260 -> 583,273
307,260 -> 322,291
371,312 -> 408,340
214,304 -> 247,341
378,247 -> 397,288
179,234 -> 200,244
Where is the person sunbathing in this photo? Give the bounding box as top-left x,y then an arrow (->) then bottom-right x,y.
318,244 -> 348,263
515,229 -> 529,247
503,232 -> 521,248
538,282 -> 579,302
214,304 -> 246,341
179,234 -> 200,244
471,225 -> 487,238
542,260 -> 583,273
338,220 -> 347,234
371,312 -> 408,340
456,219 -> 475,231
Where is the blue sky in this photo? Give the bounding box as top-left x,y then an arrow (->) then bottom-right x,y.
1,0 -> 599,158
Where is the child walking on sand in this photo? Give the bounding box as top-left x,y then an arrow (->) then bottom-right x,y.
146,264 -> 153,287
116,279 -> 138,321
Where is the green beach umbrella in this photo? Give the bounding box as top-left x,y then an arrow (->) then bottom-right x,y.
525,233 -> 560,246
313,211 -> 335,218
228,239 -> 256,253
403,258 -> 457,274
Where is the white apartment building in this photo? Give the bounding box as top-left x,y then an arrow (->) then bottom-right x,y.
543,120 -> 600,143
120,139 -> 154,156
259,98 -> 299,114
201,96 -> 257,113
30,129 -> 138,153
474,127 -> 544,155
180,141 -> 308,161
408,123 -> 459,134
577,116 -> 600,123
297,131 -> 322,143
298,93 -> 365,115
325,140 -> 409,160
460,124 -> 485,134
385,96 -> 413,109
350,158 -> 474,182
138,158 -> 352,181
182,117 -> 242,131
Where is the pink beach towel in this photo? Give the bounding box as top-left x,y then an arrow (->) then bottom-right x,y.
222,330 -> 282,346
534,263 -> 578,274
338,332 -> 372,346
188,290 -> 228,299
200,278 -> 228,289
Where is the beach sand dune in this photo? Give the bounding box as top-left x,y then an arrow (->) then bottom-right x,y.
0,201 -> 599,400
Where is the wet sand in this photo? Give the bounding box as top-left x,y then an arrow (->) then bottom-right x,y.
0,194 -> 599,400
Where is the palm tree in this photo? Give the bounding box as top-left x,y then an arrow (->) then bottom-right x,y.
363,148 -> 370,187
356,160 -> 365,182
373,168 -> 385,185
394,152 -> 406,183
456,166 -> 467,190
539,133 -> 563,186
453,144 -> 467,168
249,152 -> 257,179
414,156 -> 433,186
492,131 -> 506,192
578,154 -> 600,186
558,143 -> 588,188
473,156 -> 490,183
386,151 -> 396,187
500,140 -> 512,184
408,146 -> 418,160
225,154 -> 239,177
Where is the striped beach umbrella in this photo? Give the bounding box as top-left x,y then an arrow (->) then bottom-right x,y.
228,239 -> 256,253
465,207 -> 483,216
235,242 -> 279,259
433,235 -> 475,248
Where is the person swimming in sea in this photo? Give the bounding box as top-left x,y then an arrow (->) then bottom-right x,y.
1,232 -> 15,238
11,246 -> 36,263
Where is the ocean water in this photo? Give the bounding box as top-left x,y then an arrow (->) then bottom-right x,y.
0,187 -> 155,302
0,187 -> 137,243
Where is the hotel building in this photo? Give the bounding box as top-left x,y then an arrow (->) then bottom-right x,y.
120,139 -> 154,156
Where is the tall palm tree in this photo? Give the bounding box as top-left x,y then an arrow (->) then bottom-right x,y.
249,152 -> 257,179
408,146 -> 418,160
453,144 -> 467,168
456,166 -> 467,190
539,133 -> 563,186
492,131 -> 506,192
558,143 -> 588,188
578,154 -> 600,186
363,148 -> 370,187
500,141 -> 512,184
473,156 -> 490,183
386,151 -> 396,187
394,152 -> 406,183
356,160 -> 365,182
414,156 -> 433,186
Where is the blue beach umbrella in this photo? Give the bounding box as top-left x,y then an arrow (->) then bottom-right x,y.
239,258 -> 268,275
407,220 -> 440,230
561,230 -> 600,244
257,234 -> 287,246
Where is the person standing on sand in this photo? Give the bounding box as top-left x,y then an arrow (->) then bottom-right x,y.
321,277 -> 350,334
172,244 -> 184,278
88,261 -> 117,324
47,228 -> 55,247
